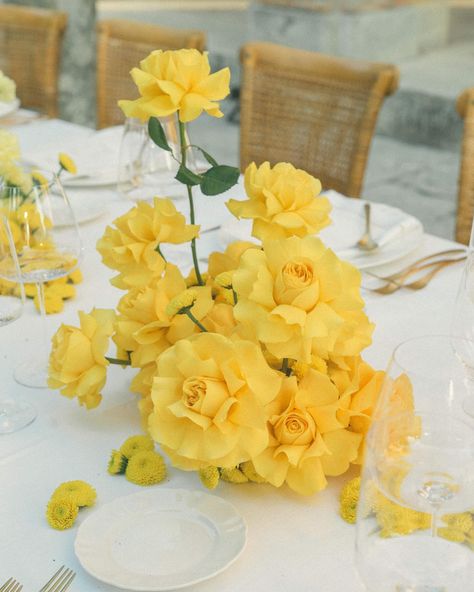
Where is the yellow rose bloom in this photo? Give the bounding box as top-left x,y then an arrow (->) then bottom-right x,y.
46,497 -> 79,530
52,480 -> 96,507
252,371 -> 361,495
118,49 -> 230,123
233,236 -> 373,363
58,153 -> 77,175
207,241 -> 257,279
48,308 -> 116,409
148,333 -> 282,470
96,198 -> 199,289
227,162 -> 331,241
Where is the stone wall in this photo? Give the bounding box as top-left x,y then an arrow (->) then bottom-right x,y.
4,0 -> 96,126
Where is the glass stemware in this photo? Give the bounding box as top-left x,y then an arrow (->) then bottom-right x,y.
0,176 -> 82,388
0,215 -> 36,433
356,410 -> 474,592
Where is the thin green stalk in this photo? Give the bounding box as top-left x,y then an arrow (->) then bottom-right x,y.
185,309 -> 208,333
178,117 -> 203,286
281,358 -> 291,376
105,356 -> 131,366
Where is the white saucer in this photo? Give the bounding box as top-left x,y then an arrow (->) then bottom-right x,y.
74,488 -> 247,591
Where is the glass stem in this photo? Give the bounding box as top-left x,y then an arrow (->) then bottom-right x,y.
36,282 -> 49,368
431,505 -> 440,538
178,117 -> 203,286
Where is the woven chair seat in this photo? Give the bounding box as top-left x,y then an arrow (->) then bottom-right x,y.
456,88 -> 474,245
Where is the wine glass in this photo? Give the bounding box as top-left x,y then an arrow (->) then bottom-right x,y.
356,410 -> 474,592
0,215 -> 36,433
0,175 -> 82,388
117,116 -> 182,201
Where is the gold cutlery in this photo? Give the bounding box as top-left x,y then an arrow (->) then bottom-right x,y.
0,578 -> 22,592
378,248 -> 466,284
39,566 -> 75,592
356,203 -> 378,252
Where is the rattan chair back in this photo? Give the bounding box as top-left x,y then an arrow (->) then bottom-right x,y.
0,5 -> 67,117
240,42 -> 399,197
456,88 -> 474,245
96,19 -> 206,129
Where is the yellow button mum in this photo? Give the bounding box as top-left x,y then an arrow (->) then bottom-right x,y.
48,308 -> 116,409
118,49 -> 230,123
227,162 -> 331,241
46,497 -> 79,530
125,450 -> 167,486
52,480 -> 97,507
148,333 -> 282,471
58,153 -> 77,175
233,236 -> 374,364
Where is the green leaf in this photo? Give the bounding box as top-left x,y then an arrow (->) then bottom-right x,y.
175,164 -> 203,186
148,117 -> 172,152
200,165 -> 240,196
196,147 -> 218,168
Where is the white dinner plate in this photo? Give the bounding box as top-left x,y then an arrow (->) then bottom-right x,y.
0,98 -> 20,119
74,488 -> 247,591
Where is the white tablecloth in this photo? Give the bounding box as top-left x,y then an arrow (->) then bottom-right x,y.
0,119 -> 465,591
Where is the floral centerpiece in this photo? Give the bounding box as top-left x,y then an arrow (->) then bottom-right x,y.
0,70 -> 16,104
48,49 -> 393,496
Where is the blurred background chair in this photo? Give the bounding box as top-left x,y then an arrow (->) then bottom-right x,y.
0,4 -> 67,118
455,88 -> 474,246
239,42 -> 399,198
96,19 -> 206,129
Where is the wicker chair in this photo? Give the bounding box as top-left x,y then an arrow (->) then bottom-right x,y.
455,88 -> 474,245
240,42 -> 399,198
0,5 -> 67,117
96,19 -> 206,129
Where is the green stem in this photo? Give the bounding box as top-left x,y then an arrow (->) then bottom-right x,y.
232,289 -> 238,305
155,243 -> 166,261
185,309 -> 208,332
281,358 -> 291,376
105,356 -> 131,366
178,117 -> 203,286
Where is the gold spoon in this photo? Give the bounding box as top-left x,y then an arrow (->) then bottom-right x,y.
356,203 -> 378,252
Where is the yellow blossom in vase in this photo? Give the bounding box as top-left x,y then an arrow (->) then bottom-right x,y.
46,497 -> 79,530
48,308 -> 116,409
252,371 -> 362,495
233,236 -> 373,364
227,161 -> 331,241
0,129 -> 20,165
58,153 -> 77,175
52,480 -> 96,507
148,333 -> 282,471
96,198 -> 199,289
0,70 -> 16,103
118,49 -> 230,123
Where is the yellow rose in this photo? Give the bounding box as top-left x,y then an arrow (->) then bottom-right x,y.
113,264 -> 214,369
0,71 -> 16,103
96,198 -> 198,289
252,371 -> 362,495
48,308 -> 116,409
233,236 -> 373,363
148,333 -> 282,470
118,49 -> 230,123
207,241 -> 257,279
227,162 -> 331,241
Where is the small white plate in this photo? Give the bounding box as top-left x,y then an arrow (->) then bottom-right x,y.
75,488 -> 247,591
0,98 -> 20,119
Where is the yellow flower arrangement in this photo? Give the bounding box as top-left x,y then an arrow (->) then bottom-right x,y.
52,480 -> 97,507
48,47 -> 389,500
227,162 -> 331,241
120,434 -> 155,459
118,49 -> 230,123
125,450 -> 167,485
0,70 -> 16,103
46,497 -> 79,530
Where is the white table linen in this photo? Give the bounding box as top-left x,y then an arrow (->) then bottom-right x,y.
0,119 -> 465,591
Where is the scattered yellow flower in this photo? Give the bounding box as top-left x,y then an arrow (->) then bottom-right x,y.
240,460 -> 266,483
108,450 -> 128,475
52,480 -> 97,507
48,308 -> 116,409
118,49 -> 230,123
46,497 -> 79,530
58,153 -> 77,175
120,434 -> 155,459
125,450 -> 167,486
148,333 -> 282,471
220,467 -> 248,484
228,161 -> 331,241
199,466 -> 220,490
339,476 -> 361,524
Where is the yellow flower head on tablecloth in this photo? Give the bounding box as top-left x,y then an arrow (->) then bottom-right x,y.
0,70 -> 16,103
118,49 -> 230,123
120,434 -> 155,459
125,450 -> 167,486
233,236 -> 373,364
46,497 -> 78,530
227,162 -> 331,241
148,333 -> 282,471
252,371 -> 361,495
48,308 -> 116,409
52,480 -> 97,507
97,198 -> 199,289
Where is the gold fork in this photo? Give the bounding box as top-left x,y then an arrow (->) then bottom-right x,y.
39,566 -> 75,592
0,578 -> 22,592
379,248 -> 466,284
405,256 -> 467,290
